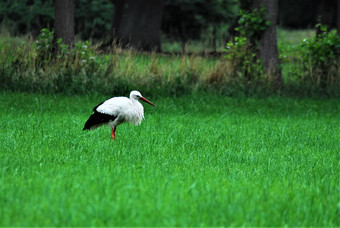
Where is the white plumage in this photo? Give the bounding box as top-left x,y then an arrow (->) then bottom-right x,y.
83,90 -> 155,139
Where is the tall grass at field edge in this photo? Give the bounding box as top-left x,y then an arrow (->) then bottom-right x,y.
1,28 -> 340,97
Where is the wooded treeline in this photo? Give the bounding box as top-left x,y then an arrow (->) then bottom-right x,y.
2,0 -> 339,93
1,0 -> 340,97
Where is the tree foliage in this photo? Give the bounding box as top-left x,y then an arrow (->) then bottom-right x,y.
0,0 -> 54,36
0,0 -> 113,40
75,0 -> 113,40
298,24 -> 340,91
0,0 -> 236,43
235,7 -> 270,39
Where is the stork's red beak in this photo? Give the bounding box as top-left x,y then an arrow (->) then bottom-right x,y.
140,97 -> 156,107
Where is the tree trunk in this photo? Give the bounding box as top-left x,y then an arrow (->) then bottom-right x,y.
253,0 -> 283,90
111,0 -> 163,52
180,22 -> 187,54
337,0 -> 340,35
54,0 -> 75,47
212,24 -> 217,53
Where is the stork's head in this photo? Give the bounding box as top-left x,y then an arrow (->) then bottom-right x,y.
130,90 -> 156,107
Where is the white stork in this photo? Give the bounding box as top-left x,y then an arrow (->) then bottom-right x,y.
83,90 -> 156,139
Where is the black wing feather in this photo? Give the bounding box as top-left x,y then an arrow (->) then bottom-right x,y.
83,111 -> 117,130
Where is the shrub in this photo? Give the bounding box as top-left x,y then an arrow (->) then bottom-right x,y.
225,36 -> 263,82
235,7 -> 271,39
298,24 -> 340,94
222,6 -> 269,95
35,28 -> 55,63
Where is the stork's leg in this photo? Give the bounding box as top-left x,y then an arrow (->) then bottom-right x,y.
111,127 -> 117,140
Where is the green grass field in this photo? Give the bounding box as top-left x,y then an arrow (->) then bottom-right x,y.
0,91 -> 339,226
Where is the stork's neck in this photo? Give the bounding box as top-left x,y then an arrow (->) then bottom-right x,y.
131,97 -> 144,118
130,97 -> 139,104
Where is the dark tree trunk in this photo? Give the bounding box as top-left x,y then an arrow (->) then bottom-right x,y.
111,0 -> 163,52
54,0 -> 75,47
179,22 -> 187,54
253,0 -> 283,90
212,24 -> 217,52
337,0 -> 340,35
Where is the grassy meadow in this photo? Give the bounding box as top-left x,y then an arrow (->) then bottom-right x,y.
0,91 -> 339,226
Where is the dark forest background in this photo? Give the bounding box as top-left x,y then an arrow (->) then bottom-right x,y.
0,0 -> 338,41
